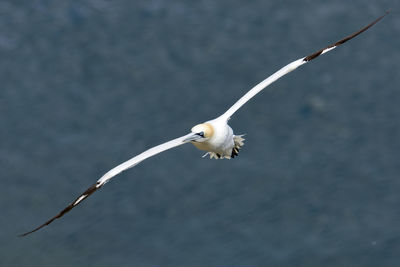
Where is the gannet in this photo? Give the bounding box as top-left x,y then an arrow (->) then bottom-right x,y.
20,12 -> 388,236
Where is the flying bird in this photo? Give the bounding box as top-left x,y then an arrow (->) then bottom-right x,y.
20,12 -> 388,236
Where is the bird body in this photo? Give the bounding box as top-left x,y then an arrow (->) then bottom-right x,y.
20,12 -> 388,236
189,118 -> 244,159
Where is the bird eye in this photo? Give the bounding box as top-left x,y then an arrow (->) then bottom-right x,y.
196,131 -> 205,137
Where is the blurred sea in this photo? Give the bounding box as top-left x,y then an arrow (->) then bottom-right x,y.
1,1 -> 400,266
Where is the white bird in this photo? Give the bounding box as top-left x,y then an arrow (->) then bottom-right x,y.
21,12 -> 387,236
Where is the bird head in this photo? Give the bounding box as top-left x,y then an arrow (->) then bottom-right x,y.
183,123 -> 214,143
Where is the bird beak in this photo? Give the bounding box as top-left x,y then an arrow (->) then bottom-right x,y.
182,133 -> 203,143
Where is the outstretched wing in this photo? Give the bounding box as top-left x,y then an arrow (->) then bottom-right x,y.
20,133 -> 196,236
220,12 -> 388,120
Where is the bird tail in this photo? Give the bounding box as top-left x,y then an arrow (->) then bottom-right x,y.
231,134 -> 245,158
202,135 -> 246,159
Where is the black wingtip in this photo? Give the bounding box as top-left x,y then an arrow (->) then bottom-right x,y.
19,224 -> 47,237
303,11 -> 389,62
19,182 -> 102,237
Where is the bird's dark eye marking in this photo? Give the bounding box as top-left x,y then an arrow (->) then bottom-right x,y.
196,131 -> 205,137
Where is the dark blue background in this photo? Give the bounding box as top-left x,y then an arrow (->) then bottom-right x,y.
1,1 -> 399,266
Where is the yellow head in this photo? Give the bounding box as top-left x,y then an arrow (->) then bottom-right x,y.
190,123 -> 214,141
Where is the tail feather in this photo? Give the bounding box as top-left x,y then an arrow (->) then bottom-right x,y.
231,134 -> 245,158
203,135 -> 246,159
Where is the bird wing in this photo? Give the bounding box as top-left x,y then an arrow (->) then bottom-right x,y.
220,12 -> 388,120
20,133 -> 195,236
